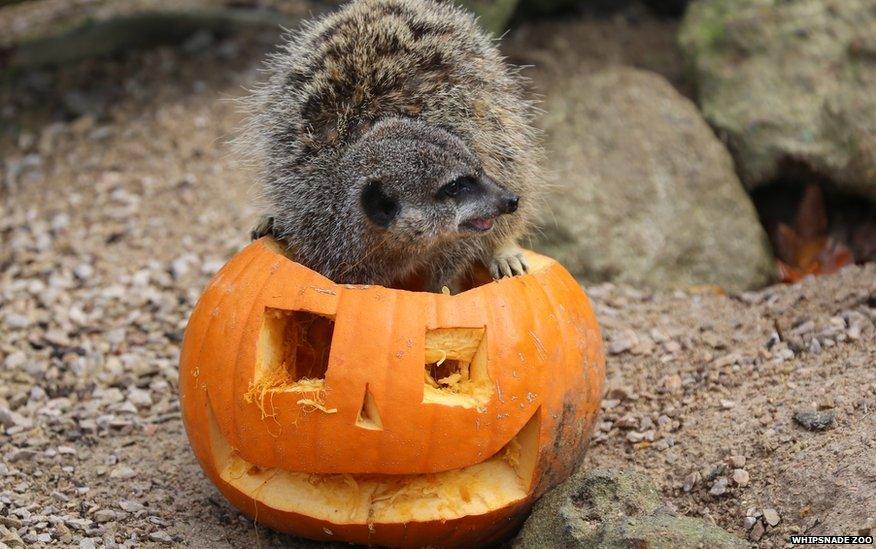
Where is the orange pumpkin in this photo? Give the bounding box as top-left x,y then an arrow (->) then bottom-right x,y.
179,238 -> 604,547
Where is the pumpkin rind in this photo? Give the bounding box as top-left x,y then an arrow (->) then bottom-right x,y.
179,238 -> 604,547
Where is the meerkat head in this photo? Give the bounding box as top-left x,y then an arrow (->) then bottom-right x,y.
338,118 -> 519,252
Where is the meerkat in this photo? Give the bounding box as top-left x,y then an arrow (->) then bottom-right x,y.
242,0 -> 542,291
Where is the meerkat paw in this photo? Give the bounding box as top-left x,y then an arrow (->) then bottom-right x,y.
489,245 -> 529,279
250,215 -> 275,241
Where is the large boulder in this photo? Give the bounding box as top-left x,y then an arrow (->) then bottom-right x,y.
679,0 -> 876,199
514,469 -> 746,549
533,67 -> 774,290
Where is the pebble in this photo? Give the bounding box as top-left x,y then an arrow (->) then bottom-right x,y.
608,329 -> 639,355
149,530 -> 174,543
93,509 -> 116,523
728,454 -> 746,468
5,449 -> 37,463
127,387 -> 153,408
109,465 -> 136,480
750,520 -> 765,541
4,351 -> 27,370
743,516 -> 757,530
731,469 -> 750,487
709,477 -> 728,496
762,508 -> 781,527
793,410 -> 835,431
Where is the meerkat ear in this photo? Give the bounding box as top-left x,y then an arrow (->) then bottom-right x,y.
361,180 -> 400,228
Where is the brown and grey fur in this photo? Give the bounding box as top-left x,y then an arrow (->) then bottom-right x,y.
240,0 -> 542,290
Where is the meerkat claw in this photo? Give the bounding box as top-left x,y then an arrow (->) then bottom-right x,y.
490,247 -> 529,279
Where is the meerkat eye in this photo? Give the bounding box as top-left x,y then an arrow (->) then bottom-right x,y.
439,176 -> 476,199
361,180 -> 401,228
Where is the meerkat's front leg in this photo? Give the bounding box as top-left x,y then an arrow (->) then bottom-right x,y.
250,215 -> 275,241
489,241 -> 529,279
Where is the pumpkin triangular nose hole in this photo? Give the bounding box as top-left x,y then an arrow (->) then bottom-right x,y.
355,384 -> 383,430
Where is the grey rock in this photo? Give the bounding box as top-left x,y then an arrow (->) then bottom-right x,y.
514,468 -> 746,548
92,509 -> 116,523
793,410 -> 835,431
148,530 -> 174,544
709,476 -> 729,496
534,67 -> 774,291
679,0 -> 876,198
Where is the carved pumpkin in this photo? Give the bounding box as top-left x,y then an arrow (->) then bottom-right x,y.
179,238 -> 604,547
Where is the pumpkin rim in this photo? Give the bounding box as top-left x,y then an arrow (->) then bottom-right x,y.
257,236 -> 557,297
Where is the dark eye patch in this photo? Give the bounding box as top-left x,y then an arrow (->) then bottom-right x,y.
438,175 -> 478,199
361,180 -> 400,228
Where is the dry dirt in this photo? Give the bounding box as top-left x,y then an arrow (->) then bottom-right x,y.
1,6 -> 874,549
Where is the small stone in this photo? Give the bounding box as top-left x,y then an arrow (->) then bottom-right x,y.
626,431 -> 646,443
750,521 -> 765,541
743,516 -> 757,530
73,263 -> 94,281
4,313 -> 30,330
793,410 -> 835,431
709,477 -> 728,496
663,340 -> 681,353
109,465 -> 136,479
682,472 -> 699,492
127,387 -> 152,408
732,469 -> 750,487
720,399 -> 736,410
170,256 -> 191,279
728,454 -> 746,468
201,258 -> 225,275
0,407 -> 30,428
79,538 -> 97,549
608,330 -> 638,355
4,351 -> 27,369
93,509 -> 116,523
762,508 -> 780,526
118,500 -> 145,513
149,530 -> 173,544
661,374 -> 683,394
5,449 -> 37,462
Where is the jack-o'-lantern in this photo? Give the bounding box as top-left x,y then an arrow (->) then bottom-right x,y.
179,238 -> 604,547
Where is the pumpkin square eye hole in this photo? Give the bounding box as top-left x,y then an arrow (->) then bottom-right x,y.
423,328 -> 492,409
255,308 -> 335,390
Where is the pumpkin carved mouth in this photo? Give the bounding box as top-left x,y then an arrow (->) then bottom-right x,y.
207,399 -> 541,525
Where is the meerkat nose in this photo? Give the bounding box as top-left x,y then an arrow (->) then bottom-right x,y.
503,195 -> 520,214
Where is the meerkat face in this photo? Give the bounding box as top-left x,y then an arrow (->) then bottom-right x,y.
348,118 -> 520,250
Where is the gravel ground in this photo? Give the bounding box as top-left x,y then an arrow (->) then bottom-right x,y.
1,10 -> 875,549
